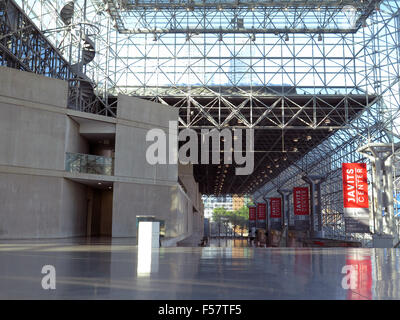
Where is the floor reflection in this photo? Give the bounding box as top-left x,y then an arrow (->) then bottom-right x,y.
344,250 -> 373,300
0,238 -> 399,299
207,237 -> 251,248
137,247 -> 159,277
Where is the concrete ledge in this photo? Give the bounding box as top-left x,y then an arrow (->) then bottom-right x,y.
67,110 -> 117,124
161,234 -> 191,247
176,232 -> 203,247
0,164 -> 179,187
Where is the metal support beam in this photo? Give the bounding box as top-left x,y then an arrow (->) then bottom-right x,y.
123,1 -> 373,10
358,143 -> 400,242
262,195 -> 270,232
278,189 -> 292,245
277,189 -> 291,230
302,175 -> 326,238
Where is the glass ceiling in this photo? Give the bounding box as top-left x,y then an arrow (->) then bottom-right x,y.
11,0 -> 391,98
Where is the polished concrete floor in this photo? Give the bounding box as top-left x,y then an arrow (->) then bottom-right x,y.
0,238 -> 399,299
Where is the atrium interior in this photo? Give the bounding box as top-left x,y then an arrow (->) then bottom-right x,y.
1,0 -> 400,300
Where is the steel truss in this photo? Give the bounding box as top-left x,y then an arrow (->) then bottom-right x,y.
253,0 -> 400,244
0,0 -> 115,116
2,0 -> 400,241
108,0 -> 379,34
0,0 -> 71,79
8,0 -> 379,126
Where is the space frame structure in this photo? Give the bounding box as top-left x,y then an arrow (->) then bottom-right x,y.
1,0 -> 400,244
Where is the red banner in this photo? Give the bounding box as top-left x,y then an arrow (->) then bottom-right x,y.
342,163 -> 370,233
293,187 -> 310,215
249,206 -> 256,221
342,163 -> 369,209
270,198 -> 282,218
256,203 -> 267,220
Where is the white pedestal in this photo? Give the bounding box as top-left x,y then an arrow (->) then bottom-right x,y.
138,221 -> 160,249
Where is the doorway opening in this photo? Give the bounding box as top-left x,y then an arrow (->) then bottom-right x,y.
86,183 -> 113,237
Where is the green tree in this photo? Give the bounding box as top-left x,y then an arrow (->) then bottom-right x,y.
234,206 -> 250,237
213,205 -> 251,238
212,207 -> 229,237
237,215 -> 248,237
228,211 -> 241,237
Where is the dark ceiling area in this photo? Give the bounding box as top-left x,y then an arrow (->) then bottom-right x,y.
141,91 -> 377,195
174,93 -> 377,196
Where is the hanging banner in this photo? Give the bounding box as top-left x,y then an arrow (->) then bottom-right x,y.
256,202 -> 267,229
249,206 -> 256,230
293,187 -> 310,216
257,203 -> 267,220
270,198 -> 282,218
342,163 -> 370,233
249,206 -> 256,221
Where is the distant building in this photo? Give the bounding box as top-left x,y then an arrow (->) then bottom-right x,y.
202,195 -> 233,219
202,195 -> 251,219
232,194 -> 251,210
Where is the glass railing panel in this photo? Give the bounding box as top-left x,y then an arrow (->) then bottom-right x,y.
65,152 -> 114,176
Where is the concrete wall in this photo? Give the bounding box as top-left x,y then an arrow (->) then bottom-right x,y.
112,182 -> 189,238
0,174 -> 87,238
0,67 -> 88,239
187,204 -> 194,236
114,94 -> 178,183
0,68 -> 71,172
113,95 -> 181,238
117,94 -> 177,128
0,68 -> 204,241
0,173 -> 61,238
60,179 -> 88,237
0,66 -> 68,108
112,95 -> 204,241
178,163 -> 203,213
65,117 -> 89,155
0,101 -> 67,171
111,170 -> 203,240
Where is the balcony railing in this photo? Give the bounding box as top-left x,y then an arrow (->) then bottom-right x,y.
65,152 -> 114,176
